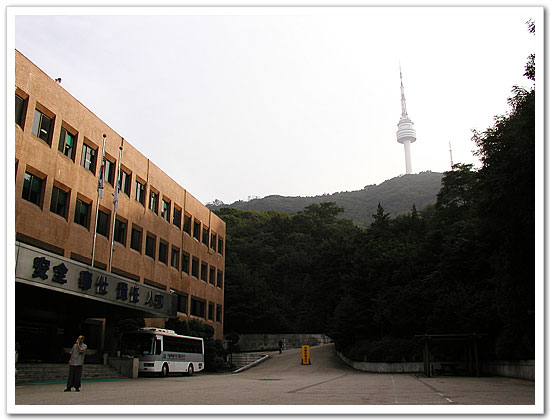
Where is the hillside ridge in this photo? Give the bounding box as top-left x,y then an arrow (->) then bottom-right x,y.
208,171 -> 444,227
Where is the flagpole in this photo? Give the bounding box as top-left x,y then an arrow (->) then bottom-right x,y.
92,134 -> 107,268
109,139 -> 123,272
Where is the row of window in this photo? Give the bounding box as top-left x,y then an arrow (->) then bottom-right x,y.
176,294 -> 223,323
16,91 -> 224,255
20,169 -> 223,288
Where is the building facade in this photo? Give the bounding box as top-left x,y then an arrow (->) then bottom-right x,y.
14,50 -> 226,362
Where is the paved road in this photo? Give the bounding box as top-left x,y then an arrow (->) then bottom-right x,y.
13,344 -> 536,413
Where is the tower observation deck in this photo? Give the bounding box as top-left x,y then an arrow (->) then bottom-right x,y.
396,67 -> 416,174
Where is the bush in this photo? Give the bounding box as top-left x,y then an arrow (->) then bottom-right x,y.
164,318 -> 214,339
204,339 -> 231,372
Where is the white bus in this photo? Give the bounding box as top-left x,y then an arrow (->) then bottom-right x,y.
120,327 -> 204,377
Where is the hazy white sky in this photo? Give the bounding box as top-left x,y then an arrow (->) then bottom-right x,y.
11,6 -> 538,205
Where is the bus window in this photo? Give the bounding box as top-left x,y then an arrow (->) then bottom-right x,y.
120,332 -> 154,356
155,339 -> 162,355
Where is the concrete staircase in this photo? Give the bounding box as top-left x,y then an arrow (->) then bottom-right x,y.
230,353 -> 268,369
15,363 -> 128,384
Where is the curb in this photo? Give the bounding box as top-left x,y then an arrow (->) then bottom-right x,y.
15,378 -> 132,386
232,354 -> 271,374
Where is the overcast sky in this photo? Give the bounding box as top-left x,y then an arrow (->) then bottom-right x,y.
12,6 -> 538,205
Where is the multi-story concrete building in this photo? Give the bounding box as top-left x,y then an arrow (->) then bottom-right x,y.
14,50 -> 225,362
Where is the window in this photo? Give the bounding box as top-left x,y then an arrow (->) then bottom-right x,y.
120,170 -> 131,196
209,266 -> 215,285
200,262 -> 208,282
173,207 -> 182,228
191,257 -> 199,278
181,252 -> 190,274
58,127 -> 77,160
177,293 -> 188,314
149,190 -> 159,214
31,109 -> 53,144
22,172 -> 44,207
114,218 -> 127,246
184,214 -> 191,234
159,240 -> 168,264
171,246 -> 180,270
193,220 -> 201,241
218,237 -> 224,255
161,199 -> 170,222
217,270 -> 223,289
50,185 -> 69,218
135,180 -> 145,205
208,302 -> 214,321
97,210 -> 110,238
105,158 -> 115,185
15,93 -> 28,128
202,227 -> 209,246
74,198 -> 91,229
210,233 -> 217,251
130,225 -> 142,252
190,297 -> 206,318
216,304 -> 222,322
145,233 -> 156,259
81,143 -> 97,174
163,336 -> 202,354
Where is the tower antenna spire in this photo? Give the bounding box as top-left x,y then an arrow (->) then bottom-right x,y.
399,64 -> 408,118
449,141 -> 454,169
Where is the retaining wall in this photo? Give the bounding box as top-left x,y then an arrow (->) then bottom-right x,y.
230,353 -> 268,369
337,351 -> 423,373
483,360 -> 535,381
337,351 -> 535,381
107,357 -> 139,378
235,334 -> 331,352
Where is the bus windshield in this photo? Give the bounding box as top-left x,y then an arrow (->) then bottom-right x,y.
120,332 -> 154,356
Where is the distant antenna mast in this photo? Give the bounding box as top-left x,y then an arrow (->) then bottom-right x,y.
449,141 -> 454,169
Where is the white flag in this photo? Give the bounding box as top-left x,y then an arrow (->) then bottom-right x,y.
97,157 -> 105,199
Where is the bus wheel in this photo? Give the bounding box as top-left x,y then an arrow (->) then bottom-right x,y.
187,364 -> 194,377
161,363 -> 169,378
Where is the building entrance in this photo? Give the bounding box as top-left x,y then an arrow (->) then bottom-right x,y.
15,243 -> 177,363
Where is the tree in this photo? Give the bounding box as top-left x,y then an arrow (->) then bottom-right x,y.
472,80 -> 535,359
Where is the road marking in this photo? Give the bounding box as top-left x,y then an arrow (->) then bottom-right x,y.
391,375 -> 399,403
288,374 -> 348,393
414,375 -> 455,404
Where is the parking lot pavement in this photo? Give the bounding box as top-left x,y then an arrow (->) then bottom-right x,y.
11,345 -> 538,415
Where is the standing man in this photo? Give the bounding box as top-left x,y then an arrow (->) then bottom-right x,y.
64,335 -> 87,392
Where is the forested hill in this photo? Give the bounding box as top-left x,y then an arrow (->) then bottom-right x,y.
208,171 -> 443,227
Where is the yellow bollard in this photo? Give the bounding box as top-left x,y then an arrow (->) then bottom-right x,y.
301,345 -> 310,365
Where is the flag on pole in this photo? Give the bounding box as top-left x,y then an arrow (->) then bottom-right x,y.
113,168 -> 120,213
109,140 -> 124,273
97,156 -> 105,199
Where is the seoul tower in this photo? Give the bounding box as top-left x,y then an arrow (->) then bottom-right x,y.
396,66 -> 416,174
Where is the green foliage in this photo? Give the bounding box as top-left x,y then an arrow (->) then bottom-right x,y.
472,81 -> 535,360
165,318 -> 215,339
217,203 -> 360,334
164,318 -> 229,371
216,45 -> 535,362
210,172 -> 443,227
204,339 -> 230,372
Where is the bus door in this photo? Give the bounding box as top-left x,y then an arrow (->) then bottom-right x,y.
154,336 -> 162,355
